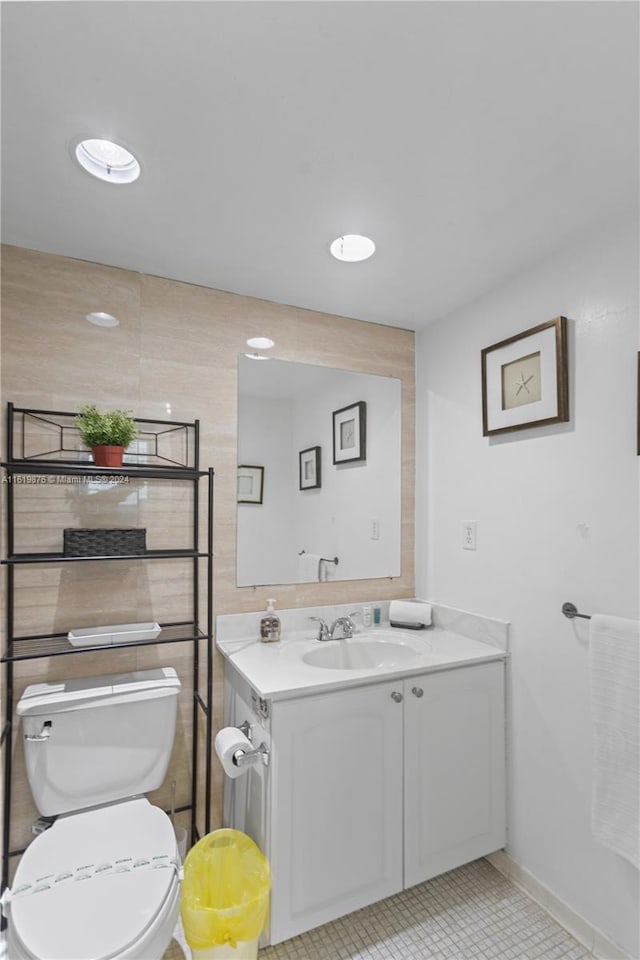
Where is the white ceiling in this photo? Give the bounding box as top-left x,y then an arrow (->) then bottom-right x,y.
1,1 -> 638,331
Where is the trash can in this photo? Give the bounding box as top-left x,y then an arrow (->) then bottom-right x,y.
181,829 -> 271,959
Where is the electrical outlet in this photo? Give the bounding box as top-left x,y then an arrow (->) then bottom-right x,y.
462,521 -> 477,550
371,518 -> 380,540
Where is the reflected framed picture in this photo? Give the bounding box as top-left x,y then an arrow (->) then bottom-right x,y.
237,464 -> 264,504
481,317 -> 569,436
333,401 -> 366,463
299,445 -> 321,490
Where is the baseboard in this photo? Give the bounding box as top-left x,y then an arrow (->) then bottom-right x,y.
486,851 -> 629,960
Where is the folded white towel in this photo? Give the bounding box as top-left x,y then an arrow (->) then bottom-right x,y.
589,614 -> 640,868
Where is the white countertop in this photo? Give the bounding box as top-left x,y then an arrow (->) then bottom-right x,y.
216,626 -> 507,701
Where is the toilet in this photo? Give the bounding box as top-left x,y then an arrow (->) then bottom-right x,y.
5,667 -> 183,960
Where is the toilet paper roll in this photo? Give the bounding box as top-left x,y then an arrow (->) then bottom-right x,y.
389,599 -> 432,629
215,727 -> 252,779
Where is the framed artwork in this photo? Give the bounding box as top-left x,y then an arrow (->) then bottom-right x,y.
299,445 -> 321,490
333,401 -> 366,463
481,316 -> 569,436
237,464 -> 264,504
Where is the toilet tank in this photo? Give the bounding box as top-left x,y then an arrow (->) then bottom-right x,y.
17,667 -> 181,817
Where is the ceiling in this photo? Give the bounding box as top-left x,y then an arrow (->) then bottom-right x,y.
1,1 -> 638,331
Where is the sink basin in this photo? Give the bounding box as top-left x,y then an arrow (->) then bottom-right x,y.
302,639 -> 427,671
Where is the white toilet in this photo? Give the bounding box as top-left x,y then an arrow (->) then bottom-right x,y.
5,667 -> 183,960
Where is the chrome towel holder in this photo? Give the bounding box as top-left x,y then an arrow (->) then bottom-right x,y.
298,549 -> 339,566
562,602 -> 591,621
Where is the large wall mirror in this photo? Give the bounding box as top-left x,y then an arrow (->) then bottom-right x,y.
237,356 -> 402,587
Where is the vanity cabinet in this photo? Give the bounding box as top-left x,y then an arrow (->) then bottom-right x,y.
403,661 -> 506,888
266,660 -> 506,944
270,680 -> 404,943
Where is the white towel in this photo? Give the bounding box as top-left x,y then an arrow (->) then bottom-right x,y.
589,614 -> 640,868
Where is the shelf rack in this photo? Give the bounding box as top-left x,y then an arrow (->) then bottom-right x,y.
0,403 -> 214,910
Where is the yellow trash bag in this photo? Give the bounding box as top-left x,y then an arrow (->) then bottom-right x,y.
181,829 -> 271,953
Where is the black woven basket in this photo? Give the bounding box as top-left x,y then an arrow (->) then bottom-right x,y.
63,528 -> 147,557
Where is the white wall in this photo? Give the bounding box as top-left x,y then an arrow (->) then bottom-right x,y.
237,395 -> 297,585
415,218 -> 639,956
292,371 -> 402,581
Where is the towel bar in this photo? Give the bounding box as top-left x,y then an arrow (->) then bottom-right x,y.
298,549 -> 339,565
562,601 -> 591,620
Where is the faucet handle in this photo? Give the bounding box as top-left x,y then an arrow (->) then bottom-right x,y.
309,616 -> 329,641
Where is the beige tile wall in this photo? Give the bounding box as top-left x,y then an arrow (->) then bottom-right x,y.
0,244 -> 415,860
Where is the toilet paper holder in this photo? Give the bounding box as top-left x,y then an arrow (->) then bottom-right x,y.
233,741 -> 269,769
233,721 -> 270,768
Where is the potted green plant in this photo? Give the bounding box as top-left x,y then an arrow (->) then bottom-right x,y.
76,404 -> 137,467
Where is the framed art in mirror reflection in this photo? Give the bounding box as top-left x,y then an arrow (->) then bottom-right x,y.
299,446 -> 321,490
237,464 -> 264,504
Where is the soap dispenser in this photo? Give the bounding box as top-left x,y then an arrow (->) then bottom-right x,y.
260,598 -> 281,643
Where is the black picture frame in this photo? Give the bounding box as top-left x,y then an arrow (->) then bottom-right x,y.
332,401 -> 366,463
237,464 -> 264,504
299,445 -> 321,490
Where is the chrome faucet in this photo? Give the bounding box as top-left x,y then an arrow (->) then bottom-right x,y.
309,616 -> 329,642
329,615 -> 356,640
309,611 -> 361,641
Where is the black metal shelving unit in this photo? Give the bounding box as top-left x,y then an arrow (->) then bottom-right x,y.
0,403 -> 214,906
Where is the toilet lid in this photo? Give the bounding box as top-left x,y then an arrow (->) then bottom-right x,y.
10,798 -> 179,960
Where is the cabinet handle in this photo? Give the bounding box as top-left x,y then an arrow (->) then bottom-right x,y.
411,686 -> 424,698
390,691 -> 403,703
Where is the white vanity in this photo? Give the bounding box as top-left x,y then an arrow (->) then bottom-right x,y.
216,603 -> 508,946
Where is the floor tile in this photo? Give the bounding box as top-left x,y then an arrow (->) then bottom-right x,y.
258,859 -> 594,960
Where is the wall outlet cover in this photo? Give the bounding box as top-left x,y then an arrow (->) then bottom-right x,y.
462,521 -> 477,550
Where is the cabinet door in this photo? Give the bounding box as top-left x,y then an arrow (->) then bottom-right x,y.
270,681 -> 404,944
404,661 -> 506,888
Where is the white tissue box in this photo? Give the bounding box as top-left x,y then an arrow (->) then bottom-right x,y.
68,622 -> 161,647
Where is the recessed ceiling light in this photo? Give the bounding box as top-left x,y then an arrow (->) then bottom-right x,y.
330,234 -> 376,262
75,138 -> 140,184
86,311 -> 119,327
246,337 -> 275,350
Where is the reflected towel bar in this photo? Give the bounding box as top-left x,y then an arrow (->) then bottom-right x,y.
298,549 -> 339,566
298,549 -> 339,582
562,602 -> 591,621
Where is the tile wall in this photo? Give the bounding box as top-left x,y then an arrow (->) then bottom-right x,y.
0,244 -> 415,853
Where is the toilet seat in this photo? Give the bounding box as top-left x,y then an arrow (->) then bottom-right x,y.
8,798 -> 180,960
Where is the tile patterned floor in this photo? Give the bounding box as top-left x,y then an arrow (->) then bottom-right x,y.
168,858 -> 594,960
163,926 -> 189,960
